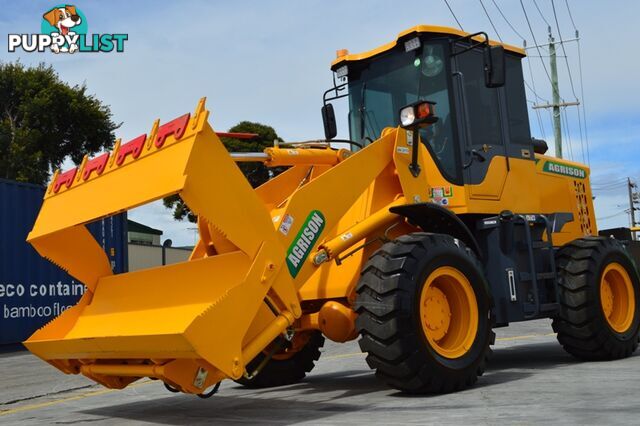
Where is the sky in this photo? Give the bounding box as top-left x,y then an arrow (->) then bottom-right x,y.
1,0 -> 638,246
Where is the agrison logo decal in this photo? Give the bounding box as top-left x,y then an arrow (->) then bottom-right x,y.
286,211 -> 325,278
8,4 -> 128,54
543,160 -> 587,179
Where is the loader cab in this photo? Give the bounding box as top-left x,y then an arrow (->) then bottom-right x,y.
327,26 -> 531,188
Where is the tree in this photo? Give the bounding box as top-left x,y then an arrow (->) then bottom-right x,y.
0,62 -> 119,185
163,121 -> 283,222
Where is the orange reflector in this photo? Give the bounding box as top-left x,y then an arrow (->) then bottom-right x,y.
417,102 -> 433,119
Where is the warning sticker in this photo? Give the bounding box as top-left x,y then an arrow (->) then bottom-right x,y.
430,186 -> 453,206
279,214 -> 294,236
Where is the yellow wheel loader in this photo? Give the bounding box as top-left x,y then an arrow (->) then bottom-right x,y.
26,25 -> 640,395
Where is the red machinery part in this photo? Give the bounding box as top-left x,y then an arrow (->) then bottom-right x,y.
116,134 -> 147,166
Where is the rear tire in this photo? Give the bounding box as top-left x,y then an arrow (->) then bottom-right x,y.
354,233 -> 493,394
236,331 -> 324,388
553,237 -> 640,360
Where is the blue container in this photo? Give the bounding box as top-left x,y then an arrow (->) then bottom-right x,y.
0,178 -> 128,344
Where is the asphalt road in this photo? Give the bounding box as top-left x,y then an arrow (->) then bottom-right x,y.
1,319 -> 639,425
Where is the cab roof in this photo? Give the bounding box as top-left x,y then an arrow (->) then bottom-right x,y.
331,25 -> 526,70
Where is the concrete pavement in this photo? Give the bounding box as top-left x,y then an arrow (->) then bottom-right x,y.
1,319 -> 638,425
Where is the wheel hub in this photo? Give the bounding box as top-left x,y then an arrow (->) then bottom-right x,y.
601,280 -> 614,319
422,286 -> 451,341
419,266 -> 479,359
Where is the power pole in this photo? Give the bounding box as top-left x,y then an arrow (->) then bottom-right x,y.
628,178 -> 638,239
530,28 -> 580,159
548,34 -> 562,158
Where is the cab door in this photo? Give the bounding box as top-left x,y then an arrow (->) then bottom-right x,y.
453,49 -> 508,200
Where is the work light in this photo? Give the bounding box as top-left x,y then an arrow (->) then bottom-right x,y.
399,101 -> 437,128
404,36 -> 421,52
400,106 -> 416,127
335,65 -> 348,79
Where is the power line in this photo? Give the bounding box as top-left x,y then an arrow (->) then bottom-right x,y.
560,106 -> 569,160
443,0 -> 464,30
535,108 -> 547,140
550,1 -> 578,99
593,176 -> 628,183
592,179 -> 627,187
593,181 -> 627,187
524,79 -> 548,103
479,0 -> 503,42
527,54 -> 568,58
597,211 -> 627,221
520,0 -> 553,85
591,178 -> 628,188
525,86 -> 547,139
576,35 -> 590,166
551,0 -> 586,165
575,97 -> 586,164
523,42 -> 549,140
592,184 -> 627,192
521,0 -> 555,143
532,0 -> 552,29
564,0 -> 578,31
543,0 -> 591,167
490,0 -> 526,41
593,178 -> 628,185
560,105 -> 575,161
564,0 -> 591,166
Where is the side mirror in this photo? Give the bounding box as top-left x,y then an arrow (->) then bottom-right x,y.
321,103 -> 337,140
483,45 -> 505,88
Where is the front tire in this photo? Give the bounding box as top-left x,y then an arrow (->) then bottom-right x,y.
354,233 -> 493,394
553,237 -> 640,360
236,331 -> 324,388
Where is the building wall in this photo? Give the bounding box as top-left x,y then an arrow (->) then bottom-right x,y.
128,244 -> 191,271
127,231 -> 161,246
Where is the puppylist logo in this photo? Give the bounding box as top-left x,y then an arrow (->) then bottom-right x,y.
8,4 -> 128,54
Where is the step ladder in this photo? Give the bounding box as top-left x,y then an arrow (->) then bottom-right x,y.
512,214 -> 559,319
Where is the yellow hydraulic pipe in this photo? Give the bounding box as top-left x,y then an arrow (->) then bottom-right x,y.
264,147 -> 350,167
230,148 -> 351,167
319,197 -> 406,260
242,311 -> 295,364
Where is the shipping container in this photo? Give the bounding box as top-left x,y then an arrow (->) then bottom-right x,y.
0,178 -> 128,345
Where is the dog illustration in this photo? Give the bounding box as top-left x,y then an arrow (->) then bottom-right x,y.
42,5 -> 82,53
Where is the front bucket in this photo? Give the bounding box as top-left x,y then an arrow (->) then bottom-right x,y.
25,244 -> 288,392
24,99 -> 298,393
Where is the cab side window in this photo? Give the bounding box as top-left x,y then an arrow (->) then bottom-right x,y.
504,56 -> 532,146
456,50 -> 503,147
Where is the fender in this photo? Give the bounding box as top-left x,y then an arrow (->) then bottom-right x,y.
390,203 -> 482,258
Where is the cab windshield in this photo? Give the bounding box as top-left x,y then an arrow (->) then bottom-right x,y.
348,41 -> 459,181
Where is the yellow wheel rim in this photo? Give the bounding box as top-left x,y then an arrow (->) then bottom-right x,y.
420,266 -> 479,359
600,262 -> 636,333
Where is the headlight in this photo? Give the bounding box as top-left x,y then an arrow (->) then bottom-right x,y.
400,106 -> 416,127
